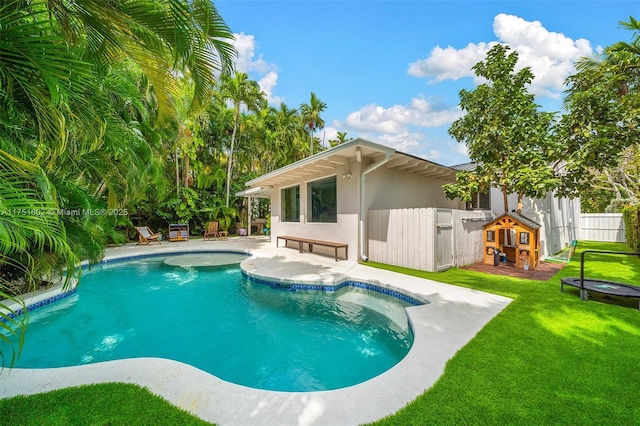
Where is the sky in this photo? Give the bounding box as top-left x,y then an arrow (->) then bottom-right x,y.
216,0 -> 638,166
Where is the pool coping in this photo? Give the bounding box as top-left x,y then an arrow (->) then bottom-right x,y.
0,238 -> 512,426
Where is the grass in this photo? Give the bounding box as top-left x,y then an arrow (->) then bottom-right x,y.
368,241 -> 640,425
1,241 -> 639,425
0,383 -> 211,425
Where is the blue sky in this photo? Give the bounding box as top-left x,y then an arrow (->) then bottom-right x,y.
216,1 -> 637,166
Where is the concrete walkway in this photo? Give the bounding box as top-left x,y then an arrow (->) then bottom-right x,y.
0,237 -> 511,426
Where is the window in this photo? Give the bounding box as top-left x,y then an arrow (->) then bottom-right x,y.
308,176 -> 337,223
486,230 -> 495,242
467,191 -> 490,210
500,228 -> 517,247
281,185 -> 300,222
520,232 -> 530,245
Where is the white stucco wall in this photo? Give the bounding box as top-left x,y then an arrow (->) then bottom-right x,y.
365,167 -> 464,211
268,161 -> 464,261
270,161 -> 361,261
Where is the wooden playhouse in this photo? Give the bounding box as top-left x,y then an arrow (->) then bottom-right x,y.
483,212 -> 541,270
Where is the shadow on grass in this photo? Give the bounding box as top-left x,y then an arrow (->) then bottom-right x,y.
368,241 -> 640,425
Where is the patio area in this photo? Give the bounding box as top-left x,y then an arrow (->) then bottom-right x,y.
0,236 -> 511,426
463,260 -> 566,281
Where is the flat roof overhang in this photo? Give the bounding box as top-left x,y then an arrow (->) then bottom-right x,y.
242,138 -> 457,190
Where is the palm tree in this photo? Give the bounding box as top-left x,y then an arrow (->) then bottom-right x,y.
328,131 -> 353,147
0,0 -> 236,365
300,92 -> 327,156
219,72 -> 266,206
46,0 -> 236,119
265,103 -> 304,170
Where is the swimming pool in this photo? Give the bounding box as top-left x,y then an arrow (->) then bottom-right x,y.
6,253 -> 416,392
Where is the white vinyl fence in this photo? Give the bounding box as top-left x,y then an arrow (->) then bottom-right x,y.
579,213 -> 626,242
367,208 -> 491,272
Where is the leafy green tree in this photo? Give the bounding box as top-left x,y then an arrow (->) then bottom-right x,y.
300,92 -> 327,156
556,16 -> 640,199
445,44 -> 558,213
578,145 -> 640,212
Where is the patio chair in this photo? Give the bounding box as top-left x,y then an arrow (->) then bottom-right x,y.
135,226 -> 162,245
204,221 -> 219,241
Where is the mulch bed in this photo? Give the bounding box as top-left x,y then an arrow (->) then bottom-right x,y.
462,260 -> 566,281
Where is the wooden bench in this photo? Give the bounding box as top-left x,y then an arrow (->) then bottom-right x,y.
277,236 -> 348,261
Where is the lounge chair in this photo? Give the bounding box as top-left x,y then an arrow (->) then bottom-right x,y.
204,221 -> 219,241
135,226 -> 162,245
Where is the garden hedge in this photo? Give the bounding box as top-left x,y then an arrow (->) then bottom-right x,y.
622,204 -> 640,252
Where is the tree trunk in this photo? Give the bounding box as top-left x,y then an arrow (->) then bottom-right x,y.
183,154 -> 191,187
516,192 -> 523,213
225,106 -> 240,207
502,186 -> 509,213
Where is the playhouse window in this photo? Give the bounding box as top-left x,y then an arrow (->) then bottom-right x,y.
486,230 -> 495,242
520,232 -> 530,245
281,185 -> 300,222
308,176 -> 337,223
500,228 -> 517,247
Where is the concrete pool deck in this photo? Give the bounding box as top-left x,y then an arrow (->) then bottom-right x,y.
0,237 -> 512,425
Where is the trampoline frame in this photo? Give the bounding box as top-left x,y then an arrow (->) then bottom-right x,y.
560,250 -> 640,310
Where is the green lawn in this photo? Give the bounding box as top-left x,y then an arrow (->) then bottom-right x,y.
0,383 -> 211,425
1,241 -> 639,425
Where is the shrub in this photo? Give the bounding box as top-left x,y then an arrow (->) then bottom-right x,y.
622,204 -> 640,252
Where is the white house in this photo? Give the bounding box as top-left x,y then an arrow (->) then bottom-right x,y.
238,138 -> 579,271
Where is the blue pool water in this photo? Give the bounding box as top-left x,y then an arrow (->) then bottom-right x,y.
8,254 -> 415,391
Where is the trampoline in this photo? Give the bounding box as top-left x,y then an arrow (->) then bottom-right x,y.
560,250 -> 640,310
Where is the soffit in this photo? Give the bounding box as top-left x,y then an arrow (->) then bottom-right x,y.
244,138 -> 457,189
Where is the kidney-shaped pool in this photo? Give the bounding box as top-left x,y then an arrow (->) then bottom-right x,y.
8,253 -> 418,391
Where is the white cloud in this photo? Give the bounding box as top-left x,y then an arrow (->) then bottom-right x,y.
334,98 -> 465,163
232,32 -> 282,104
340,98 -> 462,134
375,131 -> 424,153
408,13 -> 595,98
408,42 -> 498,82
233,32 -> 273,74
258,71 -> 284,105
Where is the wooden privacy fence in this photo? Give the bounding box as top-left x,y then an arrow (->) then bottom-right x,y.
367,208 -> 492,272
580,213 -> 626,243
367,210 -> 627,273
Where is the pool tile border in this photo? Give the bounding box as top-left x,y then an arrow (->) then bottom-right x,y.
81,249 -> 251,269
1,250 -> 250,323
0,288 -> 78,323
2,249 -> 424,324
244,274 -> 424,306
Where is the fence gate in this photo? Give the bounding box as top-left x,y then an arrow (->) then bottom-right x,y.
435,208 -> 453,271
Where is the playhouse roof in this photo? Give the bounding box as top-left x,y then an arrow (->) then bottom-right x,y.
483,212 -> 541,231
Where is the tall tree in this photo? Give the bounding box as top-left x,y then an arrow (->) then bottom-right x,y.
300,92 -> 326,156
445,44 -> 558,213
556,16 -> 640,200
47,0 -> 235,120
219,72 -> 266,206
0,0 -> 235,365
